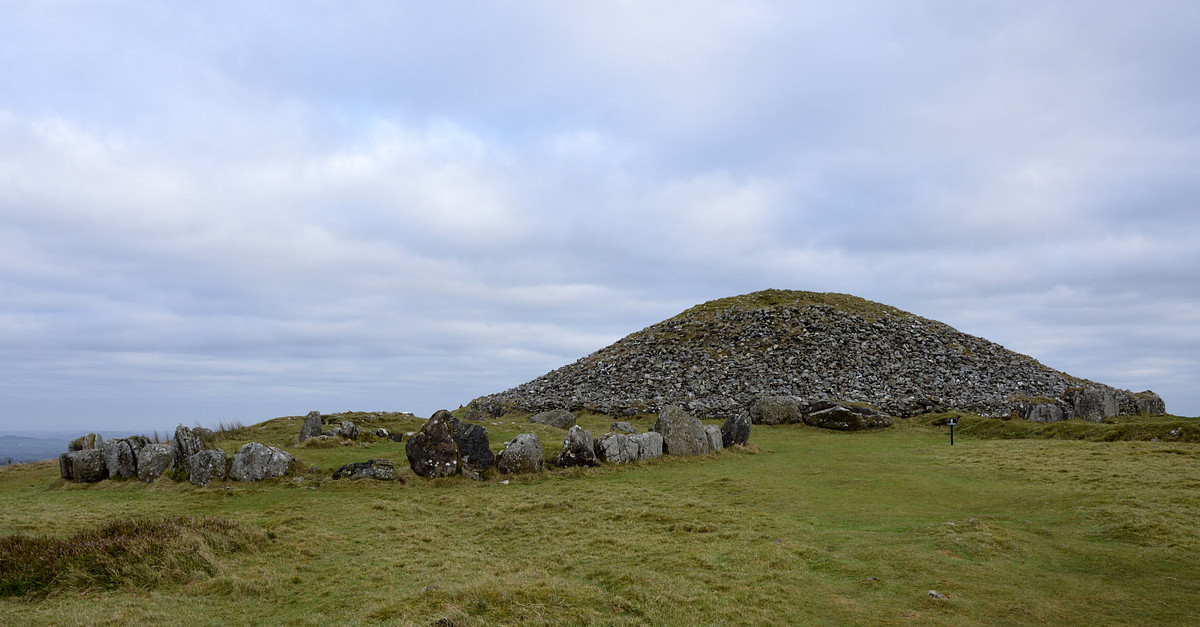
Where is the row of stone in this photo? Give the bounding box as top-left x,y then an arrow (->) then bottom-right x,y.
59,425 -> 295,486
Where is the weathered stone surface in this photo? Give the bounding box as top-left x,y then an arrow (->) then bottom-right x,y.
1026,403 -> 1065,423
102,438 -> 138,479
721,410 -> 751,447
652,405 -> 710,456
594,433 -> 639,464
466,290 -> 1152,422
556,425 -> 597,468
497,433 -> 544,474
450,417 -> 494,475
299,410 -> 323,442
136,444 -> 173,482
230,442 -> 295,481
803,402 -> 893,431
530,409 -> 576,430
66,449 -> 107,483
171,425 -> 204,467
749,395 -> 804,425
610,421 -> 636,434
333,458 -> 395,480
406,411 -> 460,478
1136,391 -> 1167,416
68,433 -> 103,452
1069,388 -> 1117,423
704,425 -> 724,453
59,452 -> 74,480
186,449 -> 227,486
631,431 -> 663,460
339,421 -> 361,440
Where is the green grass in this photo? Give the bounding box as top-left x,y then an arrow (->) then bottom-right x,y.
2,414 -> 1199,625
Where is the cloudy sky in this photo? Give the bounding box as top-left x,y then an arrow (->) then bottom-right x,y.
2,1 -> 1198,433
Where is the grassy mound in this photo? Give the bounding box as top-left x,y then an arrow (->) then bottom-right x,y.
0,516 -> 265,597
913,412 -> 1200,443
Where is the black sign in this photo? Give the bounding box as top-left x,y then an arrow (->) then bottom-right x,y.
946,418 -> 958,426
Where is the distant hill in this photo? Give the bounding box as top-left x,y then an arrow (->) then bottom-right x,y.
0,435 -> 68,465
468,289 -> 1162,420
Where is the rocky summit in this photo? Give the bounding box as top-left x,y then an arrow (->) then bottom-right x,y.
468,289 -> 1166,421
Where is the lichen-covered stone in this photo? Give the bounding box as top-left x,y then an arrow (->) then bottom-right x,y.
594,433 -> 639,464
333,458 -> 395,480
171,425 -> 204,468
136,444 -> 173,482
1068,388 -> 1118,423
704,425 -> 724,453
299,410 -> 323,441
721,410 -> 751,447
802,402 -> 893,431
610,421 -> 636,434
497,433 -> 544,474
556,425 -> 597,468
66,449 -> 107,483
186,449 -> 227,486
749,395 -> 804,425
631,431 -> 663,460
450,417 -> 494,476
1026,404 -> 1065,423
530,409 -> 576,430
652,405 -> 710,456
102,438 -> 138,479
230,442 -> 294,481
405,410 -> 460,478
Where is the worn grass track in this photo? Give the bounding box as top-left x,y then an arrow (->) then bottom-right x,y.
1,415 -> 1198,625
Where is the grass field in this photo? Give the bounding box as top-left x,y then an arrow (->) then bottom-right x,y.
2,412 -> 1199,626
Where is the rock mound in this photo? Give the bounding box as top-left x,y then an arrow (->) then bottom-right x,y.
468,289 -> 1165,420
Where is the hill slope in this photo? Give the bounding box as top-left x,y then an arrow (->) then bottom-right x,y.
469,289 -> 1157,419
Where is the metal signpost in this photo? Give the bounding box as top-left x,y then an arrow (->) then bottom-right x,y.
947,417 -> 957,445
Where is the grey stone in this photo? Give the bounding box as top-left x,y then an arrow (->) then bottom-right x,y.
59,452 -> 74,480
102,438 -> 138,479
652,405 -> 710,456
136,444 -> 173,482
299,410 -> 323,442
450,417 -> 494,476
66,449 -> 107,483
1136,391 -> 1167,416
530,409 -> 576,430
631,431 -> 663,460
556,425 -> 597,468
594,433 -> 639,464
803,402 -> 893,431
497,433 -> 544,474
339,421 -> 361,440
230,442 -> 295,481
186,448 -> 227,486
405,410 -> 460,478
704,425 -> 724,453
721,410 -> 751,447
1069,388 -> 1117,423
610,422 -> 636,434
171,425 -> 204,468
333,458 -> 396,480
1026,403 -> 1065,423
749,395 -> 804,425
68,433 -> 103,452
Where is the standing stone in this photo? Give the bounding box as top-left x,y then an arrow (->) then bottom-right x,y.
102,438 -> 138,479
497,433 -> 544,474
171,425 -> 204,467
136,444 -> 173,482
610,422 -> 637,434
299,410 -> 323,442
450,418 -> 495,479
1069,388 -> 1118,423
721,410 -> 752,447
186,448 -> 227,486
530,409 -> 576,430
339,421 -> 361,440
748,395 -> 804,425
594,433 -> 639,464
1026,404 -> 1065,423
556,425 -> 597,468
69,433 -> 103,452
405,410 -> 460,478
67,449 -> 108,483
333,458 -> 396,480
631,431 -> 664,460
652,405 -> 710,456
229,442 -> 295,481
704,425 -> 724,454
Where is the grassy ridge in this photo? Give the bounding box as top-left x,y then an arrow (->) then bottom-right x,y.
1,415 -> 1199,625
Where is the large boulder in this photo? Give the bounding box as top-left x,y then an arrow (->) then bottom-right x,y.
803,401 -> 893,431
556,425 -> 597,468
171,425 -> 204,467
186,449 -> 227,486
652,405 -> 710,456
230,442 -> 295,481
1136,392 -> 1167,416
748,395 -> 804,425
338,421 -> 361,440
721,410 -> 751,447
333,458 -> 396,481
610,422 -> 637,434
68,433 -> 103,452
1068,388 -> 1117,423
299,410 -> 323,441
497,433 -> 544,474
102,438 -> 138,480
631,431 -> 664,460
136,444 -> 173,482
406,411 -> 460,478
530,409 -> 576,430
704,425 -> 724,454
1026,403 -> 1065,423
58,452 -> 74,480
594,433 -> 639,464
450,417 -> 495,479
65,449 -> 107,483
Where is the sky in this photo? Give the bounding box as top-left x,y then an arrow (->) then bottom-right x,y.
2,1 -> 1198,434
